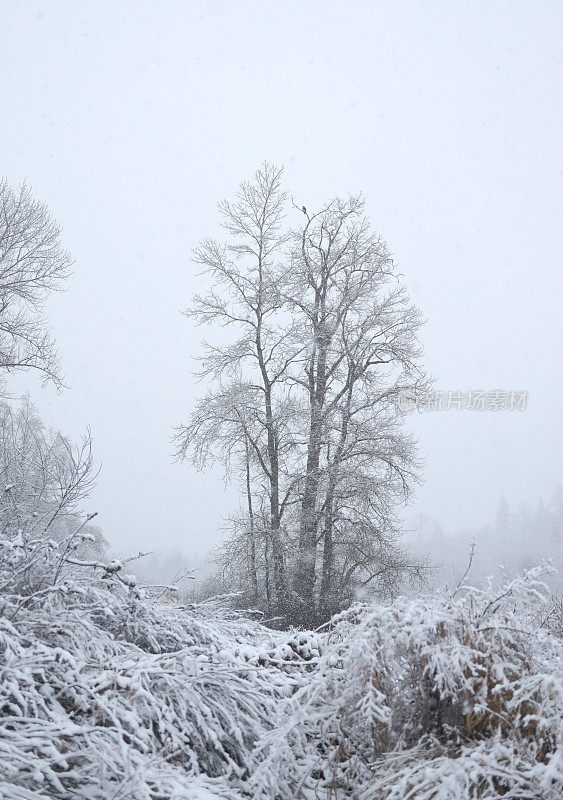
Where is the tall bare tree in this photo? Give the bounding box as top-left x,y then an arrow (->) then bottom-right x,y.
177,165 -> 429,624
287,197 -> 428,620
0,179 -> 72,387
176,165 -> 301,613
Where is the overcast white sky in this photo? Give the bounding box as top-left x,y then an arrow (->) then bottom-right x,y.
1,1 -> 561,558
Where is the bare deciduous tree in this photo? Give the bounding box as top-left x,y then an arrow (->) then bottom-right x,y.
0,398 -> 104,593
176,165 -> 299,613
0,179 -> 72,387
286,197 -> 429,620
177,164 -> 429,625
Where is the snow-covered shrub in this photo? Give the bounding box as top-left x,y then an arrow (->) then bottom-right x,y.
251,567 -> 563,799
0,548 -> 290,799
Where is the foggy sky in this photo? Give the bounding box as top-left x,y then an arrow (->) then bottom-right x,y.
1,0 -> 561,559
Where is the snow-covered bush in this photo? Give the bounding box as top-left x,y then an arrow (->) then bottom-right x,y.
252,567 -> 563,799
0,559 -> 291,799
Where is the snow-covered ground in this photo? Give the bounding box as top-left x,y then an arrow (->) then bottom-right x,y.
1,540 -> 561,799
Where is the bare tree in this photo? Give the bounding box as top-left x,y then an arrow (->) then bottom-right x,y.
176,164 -> 302,614
178,165 -> 429,624
286,197 -> 429,621
0,179 -> 72,387
0,398 -> 104,593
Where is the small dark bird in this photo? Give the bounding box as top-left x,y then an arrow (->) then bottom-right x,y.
302,206 -> 307,214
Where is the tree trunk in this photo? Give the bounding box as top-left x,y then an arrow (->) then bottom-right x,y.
264,533 -> 271,610
294,322 -> 328,618
318,492 -> 335,622
244,437 -> 259,599
253,229 -> 288,616
262,378 -> 287,614
317,385 -> 352,620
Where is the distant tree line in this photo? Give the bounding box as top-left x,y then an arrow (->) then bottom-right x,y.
411,489 -> 563,592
